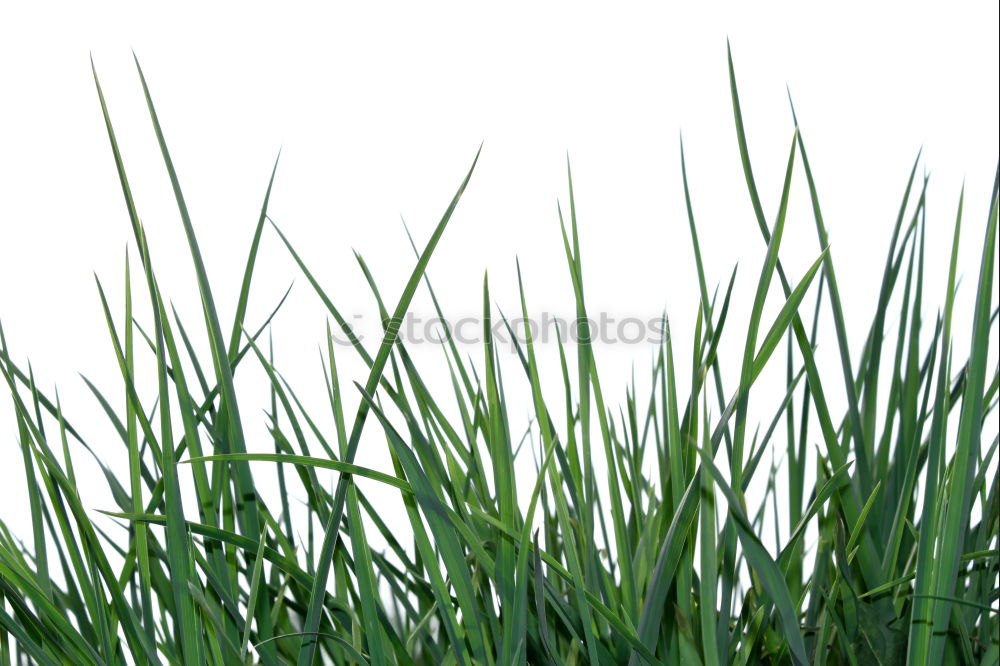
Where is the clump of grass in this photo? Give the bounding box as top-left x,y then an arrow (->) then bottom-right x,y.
1,49 -> 997,665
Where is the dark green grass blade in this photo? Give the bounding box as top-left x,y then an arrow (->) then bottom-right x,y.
227,153 -> 281,360
694,445 -> 809,666
356,383 -> 490,664
728,44 -> 887,592
186,453 -> 413,493
925,168 -> 999,662
732,130 -> 797,489
295,145 -> 481,666
131,56 -> 276,661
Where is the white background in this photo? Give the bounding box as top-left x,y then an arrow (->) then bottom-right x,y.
1,3 -> 998,558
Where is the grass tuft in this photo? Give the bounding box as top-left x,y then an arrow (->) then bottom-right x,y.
1,54 -> 997,665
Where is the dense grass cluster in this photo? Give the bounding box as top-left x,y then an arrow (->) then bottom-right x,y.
1,50 -> 997,665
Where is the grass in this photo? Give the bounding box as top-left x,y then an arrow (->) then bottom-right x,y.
0,48 -> 997,665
